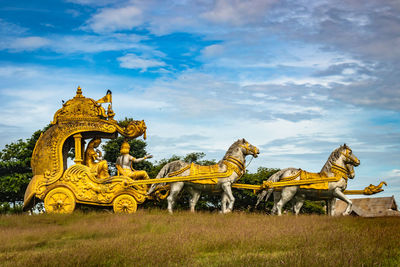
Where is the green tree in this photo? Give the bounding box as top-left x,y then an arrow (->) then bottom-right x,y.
0,128 -> 45,208
300,201 -> 326,214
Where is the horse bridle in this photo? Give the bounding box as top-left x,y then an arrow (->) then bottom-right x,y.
332,148 -> 358,179
341,148 -> 359,166
240,143 -> 259,157
222,143 -> 258,176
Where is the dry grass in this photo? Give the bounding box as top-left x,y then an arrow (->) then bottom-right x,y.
1,210 -> 399,266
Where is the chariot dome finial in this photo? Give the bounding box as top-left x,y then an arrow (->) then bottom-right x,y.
76,86 -> 83,97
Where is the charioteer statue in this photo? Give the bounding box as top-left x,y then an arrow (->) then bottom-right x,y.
116,141 -> 153,180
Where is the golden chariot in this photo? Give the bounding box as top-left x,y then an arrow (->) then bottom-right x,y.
23,87 -> 386,214
23,87 -> 149,213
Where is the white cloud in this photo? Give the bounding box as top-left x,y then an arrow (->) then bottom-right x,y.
0,34 -> 150,54
9,36 -> 49,51
52,34 -> 145,53
0,19 -> 27,36
65,0 -> 120,5
389,169 -> 400,177
85,5 -> 143,33
201,0 -> 276,26
202,44 -> 224,57
117,54 -> 166,71
112,94 -> 171,110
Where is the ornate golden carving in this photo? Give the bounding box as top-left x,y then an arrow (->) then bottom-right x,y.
44,187 -> 76,214
52,87 -> 107,124
116,120 -> 147,139
113,194 -> 137,213
363,181 -> 387,194
344,181 -> 387,195
148,185 -> 170,200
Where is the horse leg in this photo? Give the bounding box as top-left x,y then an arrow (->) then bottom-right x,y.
276,186 -> 297,216
221,183 -> 235,213
326,198 -> 336,216
167,182 -> 184,214
330,198 -> 337,216
293,194 -> 305,215
186,186 -> 201,213
271,191 -> 281,215
221,192 -> 229,213
333,188 -> 352,216
326,200 -> 330,215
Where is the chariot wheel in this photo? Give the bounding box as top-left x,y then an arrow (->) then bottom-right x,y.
113,194 -> 137,213
44,187 -> 76,214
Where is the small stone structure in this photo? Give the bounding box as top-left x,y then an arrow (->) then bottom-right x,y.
335,196 -> 400,217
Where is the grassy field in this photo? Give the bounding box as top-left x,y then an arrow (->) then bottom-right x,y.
1,210 -> 399,267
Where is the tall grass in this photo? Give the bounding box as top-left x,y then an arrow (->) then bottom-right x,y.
1,210 -> 399,266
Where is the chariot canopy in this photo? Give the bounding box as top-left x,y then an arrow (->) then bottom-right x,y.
23,87 -> 147,211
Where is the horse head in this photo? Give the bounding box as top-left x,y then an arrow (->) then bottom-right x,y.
340,144 -> 360,179
239,138 -> 260,158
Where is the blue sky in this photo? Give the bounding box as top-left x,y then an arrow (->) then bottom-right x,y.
0,0 -> 399,199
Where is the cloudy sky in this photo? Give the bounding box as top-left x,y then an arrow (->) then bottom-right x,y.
0,0 -> 399,198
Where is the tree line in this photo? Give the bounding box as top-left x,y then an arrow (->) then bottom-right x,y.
0,123 -> 325,214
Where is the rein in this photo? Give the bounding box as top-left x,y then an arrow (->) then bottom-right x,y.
245,156 -> 253,169
239,142 -> 258,171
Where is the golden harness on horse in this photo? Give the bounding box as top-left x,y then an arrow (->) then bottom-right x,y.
298,171 -> 330,190
278,165 -> 349,190
189,163 -> 221,184
167,157 -> 244,185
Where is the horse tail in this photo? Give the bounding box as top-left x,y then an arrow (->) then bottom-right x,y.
255,169 -> 287,207
147,160 -> 188,195
147,163 -> 170,195
255,190 -> 267,208
268,169 -> 287,183
156,163 -> 172,179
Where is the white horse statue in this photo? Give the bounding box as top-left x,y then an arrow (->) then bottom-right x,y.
256,144 -> 360,216
148,139 -> 259,213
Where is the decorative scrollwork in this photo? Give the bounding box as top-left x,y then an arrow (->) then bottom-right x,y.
363,181 -> 387,195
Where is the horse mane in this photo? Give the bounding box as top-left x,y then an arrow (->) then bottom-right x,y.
222,139 -> 243,160
320,146 -> 344,174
